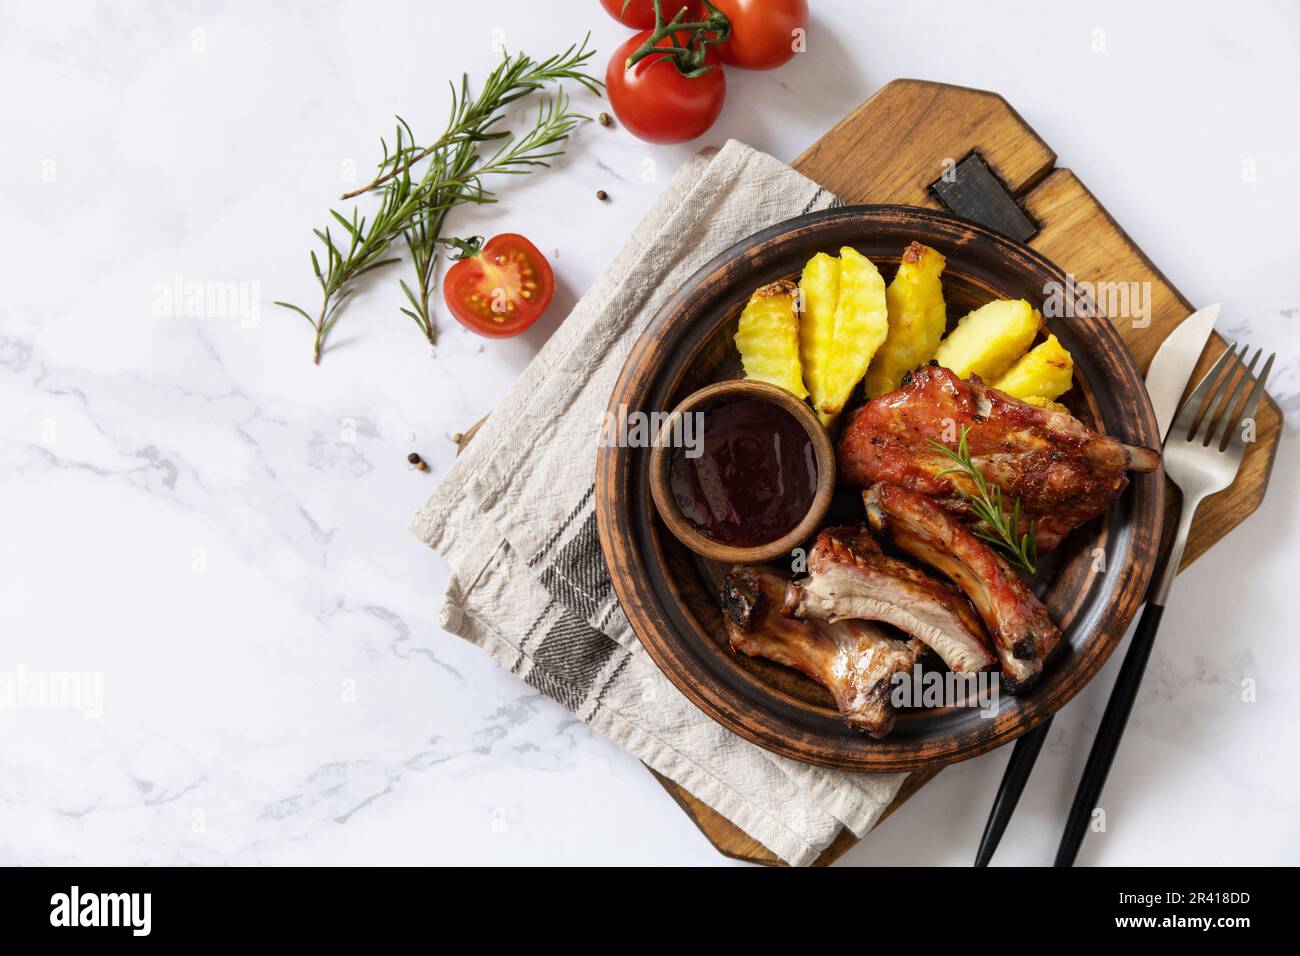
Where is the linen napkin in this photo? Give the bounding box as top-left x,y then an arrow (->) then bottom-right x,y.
411,140 -> 907,866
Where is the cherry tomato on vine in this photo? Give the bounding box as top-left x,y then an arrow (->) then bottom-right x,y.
711,0 -> 808,70
605,30 -> 726,144
599,0 -> 703,29
442,233 -> 554,338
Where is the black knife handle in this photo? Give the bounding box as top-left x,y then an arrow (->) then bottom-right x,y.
974,716 -> 1052,866
1054,602 -> 1166,866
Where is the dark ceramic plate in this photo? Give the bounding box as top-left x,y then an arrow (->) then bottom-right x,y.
595,205 -> 1164,772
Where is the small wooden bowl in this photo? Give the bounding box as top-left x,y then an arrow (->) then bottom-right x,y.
648,380 -> 836,564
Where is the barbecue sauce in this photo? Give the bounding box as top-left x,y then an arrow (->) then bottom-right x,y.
669,397 -> 817,547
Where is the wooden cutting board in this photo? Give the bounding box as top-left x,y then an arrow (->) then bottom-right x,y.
642,78 -> 1281,866
461,79 -> 1282,866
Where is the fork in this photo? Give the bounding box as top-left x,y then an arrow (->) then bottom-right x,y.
1054,342 -> 1276,866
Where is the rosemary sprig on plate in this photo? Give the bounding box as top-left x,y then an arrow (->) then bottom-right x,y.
276,36 -> 601,364
926,424 -> 1039,574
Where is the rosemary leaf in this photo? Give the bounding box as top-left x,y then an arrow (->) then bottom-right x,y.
278,34 -> 601,363
925,424 -> 1038,574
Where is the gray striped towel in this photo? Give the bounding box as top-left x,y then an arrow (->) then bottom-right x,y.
411,140 -> 906,866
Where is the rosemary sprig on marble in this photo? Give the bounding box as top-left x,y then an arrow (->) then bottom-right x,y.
927,424 -> 1039,574
276,36 -> 601,364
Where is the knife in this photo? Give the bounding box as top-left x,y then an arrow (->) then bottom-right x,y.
973,303 -> 1220,867
1146,303 -> 1221,440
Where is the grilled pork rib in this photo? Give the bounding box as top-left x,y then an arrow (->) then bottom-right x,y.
864,482 -> 1061,693
721,567 -> 924,738
838,365 -> 1159,551
782,526 -> 995,674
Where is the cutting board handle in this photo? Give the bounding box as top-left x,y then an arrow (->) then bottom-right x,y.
930,151 -> 1039,243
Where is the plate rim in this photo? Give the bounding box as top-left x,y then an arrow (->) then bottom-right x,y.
596,203 -> 1165,771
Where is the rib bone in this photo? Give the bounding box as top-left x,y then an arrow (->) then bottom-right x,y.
722,567 -> 924,738
864,482 -> 1062,694
782,525 -> 995,675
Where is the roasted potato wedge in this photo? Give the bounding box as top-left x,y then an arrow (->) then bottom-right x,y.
992,333 -> 1074,402
798,252 -> 841,418
932,298 -> 1040,381
735,279 -> 809,399
818,247 -> 888,424
1023,395 -> 1071,415
865,242 -> 947,398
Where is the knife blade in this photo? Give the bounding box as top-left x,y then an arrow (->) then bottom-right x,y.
1145,303 -> 1220,441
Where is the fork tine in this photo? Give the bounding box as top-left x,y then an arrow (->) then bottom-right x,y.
1170,342 -> 1238,442
1190,344 -> 1246,442
1205,348 -> 1260,448
1225,352 -> 1276,455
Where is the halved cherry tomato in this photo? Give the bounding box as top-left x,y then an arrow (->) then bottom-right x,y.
599,0 -> 703,29
606,30 -> 726,144
711,0 -> 808,70
442,233 -> 554,338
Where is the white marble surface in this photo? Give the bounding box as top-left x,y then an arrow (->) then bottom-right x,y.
1,0 -> 1296,866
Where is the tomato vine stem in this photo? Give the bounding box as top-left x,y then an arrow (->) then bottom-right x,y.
624,0 -> 731,78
